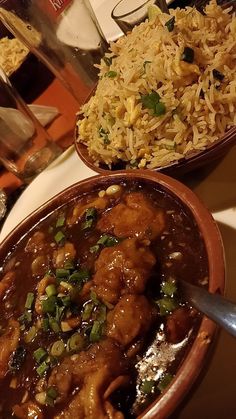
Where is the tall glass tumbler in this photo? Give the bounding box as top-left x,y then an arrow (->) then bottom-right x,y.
0,0 -> 108,103
111,0 -> 167,35
0,68 -> 62,183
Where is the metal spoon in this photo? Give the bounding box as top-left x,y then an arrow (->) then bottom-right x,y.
179,279 -> 236,338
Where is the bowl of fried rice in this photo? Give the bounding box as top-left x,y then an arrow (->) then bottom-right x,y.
75,0 -> 236,175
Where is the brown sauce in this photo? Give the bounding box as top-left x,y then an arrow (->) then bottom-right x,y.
0,181 -> 208,418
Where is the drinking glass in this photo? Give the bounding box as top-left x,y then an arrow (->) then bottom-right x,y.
111,0 -> 167,34
0,0 -> 108,103
0,68 -> 62,184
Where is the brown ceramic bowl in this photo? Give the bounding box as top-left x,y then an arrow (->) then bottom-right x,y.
75,0 -> 236,177
0,170 -> 225,418
75,126 -> 236,176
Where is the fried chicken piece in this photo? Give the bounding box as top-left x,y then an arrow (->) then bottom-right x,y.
13,401 -> 43,419
53,242 -> 76,268
97,192 -> 165,240
0,319 -> 20,379
107,295 -> 155,347
67,196 -> 109,226
35,275 -> 56,315
50,339 -> 128,419
25,231 -> 46,253
92,238 -> 156,304
0,271 -> 15,300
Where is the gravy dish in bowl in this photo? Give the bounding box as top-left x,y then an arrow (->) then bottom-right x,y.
76,0 -> 236,175
0,171 -> 224,418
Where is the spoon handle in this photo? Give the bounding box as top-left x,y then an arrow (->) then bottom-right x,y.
179,280 -> 236,337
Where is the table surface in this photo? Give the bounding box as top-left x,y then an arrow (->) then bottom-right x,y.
0,1 -> 236,417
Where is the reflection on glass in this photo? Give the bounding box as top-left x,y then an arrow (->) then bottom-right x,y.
0,68 -> 61,183
111,0 -> 160,34
0,0 -> 108,103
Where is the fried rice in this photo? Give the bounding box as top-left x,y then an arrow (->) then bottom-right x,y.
77,0 -> 236,170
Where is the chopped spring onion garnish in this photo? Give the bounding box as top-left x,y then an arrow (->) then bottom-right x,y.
82,302 -> 94,321
99,127 -> 110,145
45,386 -> 58,406
41,296 -> 57,314
140,379 -> 156,394
181,47 -> 194,63
82,207 -> 97,230
165,16 -> 175,32
36,361 -> 49,377
157,373 -> 173,392
161,280 -> 177,296
97,304 -> 107,322
50,340 -> 65,357
81,219 -> 93,230
97,234 -> 119,247
85,207 -> 97,219
46,284 -> 57,297
141,91 -> 160,110
140,91 -> 166,116
90,320 -> 103,343
56,268 -> 70,278
90,244 -> 100,254
54,231 -> 65,244
42,317 -> 50,331
67,333 -> 86,352
105,70 -> 117,78
90,290 -> 100,304
48,317 -> 61,333
156,297 -> 178,315
25,292 -> 34,309
154,101 -> 166,116
55,305 -> 65,322
33,347 -> 47,364
68,271 -> 84,283
60,296 -> 71,307
76,268 -> 90,282
63,260 -> 75,270
56,215 -> 65,228
24,326 -> 37,343
18,311 -> 32,325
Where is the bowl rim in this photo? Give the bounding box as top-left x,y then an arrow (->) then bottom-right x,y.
75,125 -> 236,177
0,170 -> 225,418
